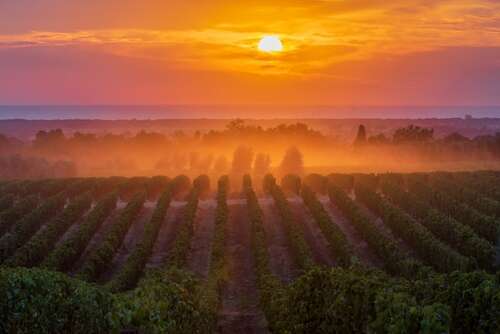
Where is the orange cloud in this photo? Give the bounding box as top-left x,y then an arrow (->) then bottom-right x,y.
1,0 -> 499,76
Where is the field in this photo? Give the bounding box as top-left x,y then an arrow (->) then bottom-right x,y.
0,171 -> 499,333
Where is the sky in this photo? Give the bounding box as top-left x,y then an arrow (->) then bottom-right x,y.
1,0 -> 500,107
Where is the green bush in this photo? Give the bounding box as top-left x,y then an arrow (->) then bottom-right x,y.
114,268 -> 212,334
0,267 -> 116,334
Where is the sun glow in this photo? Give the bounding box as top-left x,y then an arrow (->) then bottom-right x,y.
258,35 -> 283,53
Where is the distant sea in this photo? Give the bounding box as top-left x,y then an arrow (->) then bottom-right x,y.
0,105 -> 499,120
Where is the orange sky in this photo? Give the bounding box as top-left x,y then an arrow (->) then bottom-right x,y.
1,0 -> 500,106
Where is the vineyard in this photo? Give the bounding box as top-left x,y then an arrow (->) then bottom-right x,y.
0,172 -> 499,333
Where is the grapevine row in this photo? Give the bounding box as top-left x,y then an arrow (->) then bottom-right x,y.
0,195 -> 39,238
263,174 -> 314,271
355,183 -> 472,272
42,193 -> 118,272
0,194 -> 14,212
77,192 -> 146,282
5,193 -> 92,268
108,183 -> 172,292
199,175 -> 230,330
300,185 -> 353,266
0,193 -> 67,263
166,175 -> 205,269
328,182 -> 429,278
407,176 -> 499,243
380,180 -> 495,269
430,174 -> 500,218
243,175 -> 283,331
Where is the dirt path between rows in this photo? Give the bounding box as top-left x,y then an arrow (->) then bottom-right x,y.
288,197 -> 336,267
260,197 -> 300,283
146,202 -> 186,269
217,202 -> 268,334
98,205 -> 154,283
318,195 -> 383,268
186,198 -> 217,279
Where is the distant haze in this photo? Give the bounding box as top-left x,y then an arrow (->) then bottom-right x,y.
0,105 -> 499,120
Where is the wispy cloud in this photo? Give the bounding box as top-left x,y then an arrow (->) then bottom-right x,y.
0,0 -> 499,76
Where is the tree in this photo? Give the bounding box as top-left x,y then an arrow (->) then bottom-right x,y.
393,125 -> 434,144
354,125 -> 367,146
231,146 -> 254,175
368,134 -> 390,145
253,153 -> 271,177
279,146 -> 304,176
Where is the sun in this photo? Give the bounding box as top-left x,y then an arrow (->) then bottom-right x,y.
258,35 -> 283,53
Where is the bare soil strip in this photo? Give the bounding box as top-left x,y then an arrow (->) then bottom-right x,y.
186,198 -> 217,279
98,205 -> 154,283
217,202 -> 268,334
260,197 -> 300,283
288,197 -> 336,267
146,203 -> 186,269
318,195 -> 383,268
70,208 -> 121,274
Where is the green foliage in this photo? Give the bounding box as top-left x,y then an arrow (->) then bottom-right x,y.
411,270 -> 500,333
78,192 -> 145,281
243,175 -> 285,331
407,176 -> 500,243
0,267 -> 116,334
381,180 -> 494,270
264,173 -> 314,271
431,174 -> 500,217
109,184 -> 172,292
42,192 -> 117,272
355,183 -> 472,273
5,192 -> 92,268
198,175 -> 230,330
167,186 -> 199,268
114,268 -> 213,334
279,267 -> 451,334
0,195 -> 39,238
0,193 -> 66,263
328,182 -> 430,278
301,184 -> 354,266
0,194 -> 14,212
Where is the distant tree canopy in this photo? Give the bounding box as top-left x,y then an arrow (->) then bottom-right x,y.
393,125 -> 434,144
204,120 -> 325,144
367,133 -> 390,145
253,153 -> 271,177
443,132 -> 470,143
231,146 -> 254,175
354,125 -> 367,146
280,146 -> 304,176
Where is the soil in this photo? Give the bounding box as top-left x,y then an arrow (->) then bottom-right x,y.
186,198 -> 217,279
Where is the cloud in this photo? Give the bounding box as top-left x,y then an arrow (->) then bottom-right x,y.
0,0 -> 499,76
